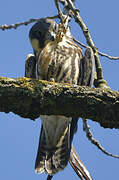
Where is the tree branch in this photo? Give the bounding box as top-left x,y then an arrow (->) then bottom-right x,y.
0,76 -> 119,129
73,37 -> 119,61
0,15 -> 59,30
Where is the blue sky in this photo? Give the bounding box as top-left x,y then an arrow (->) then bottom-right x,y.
0,0 -> 119,180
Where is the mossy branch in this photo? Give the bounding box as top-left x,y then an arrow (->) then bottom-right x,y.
0,76 -> 119,129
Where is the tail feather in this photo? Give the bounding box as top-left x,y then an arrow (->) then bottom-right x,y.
35,124 -> 71,174
35,116 -> 78,175
35,126 -> 46,173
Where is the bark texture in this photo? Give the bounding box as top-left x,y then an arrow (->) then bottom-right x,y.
0,76 -> 119,129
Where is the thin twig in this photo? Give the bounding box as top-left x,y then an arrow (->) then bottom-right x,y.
73,38 -> 119,60
54,0 -> 64,23
98,51 -> 119,60
82,118 -> 119,159
0,15 -> 59,30
70,145 -> 93,180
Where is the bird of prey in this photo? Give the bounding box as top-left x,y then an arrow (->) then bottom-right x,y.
25,18 -> 95,179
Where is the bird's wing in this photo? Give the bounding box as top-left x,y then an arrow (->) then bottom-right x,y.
25,54 -> 36,78
78,47 -> 95,87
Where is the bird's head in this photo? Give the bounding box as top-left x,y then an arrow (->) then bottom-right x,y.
29,18 -> 58,57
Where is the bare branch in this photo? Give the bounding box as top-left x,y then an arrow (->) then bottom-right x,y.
73,37 -> 87,49
70,145 -> 93,180
82,118 -> 119,158
0,15 -> 59,30
73,38 -> 119,61
98,51 -> 119,60
54,0 -> 64,23
0,76 -> 119,129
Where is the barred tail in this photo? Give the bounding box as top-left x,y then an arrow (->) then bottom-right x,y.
35,117 -> 78,175
35,125 -> 72,175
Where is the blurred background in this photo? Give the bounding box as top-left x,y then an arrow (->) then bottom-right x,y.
0,0 -> 119,179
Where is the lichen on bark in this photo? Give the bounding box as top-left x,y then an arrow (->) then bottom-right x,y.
0,76 -> 119,129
